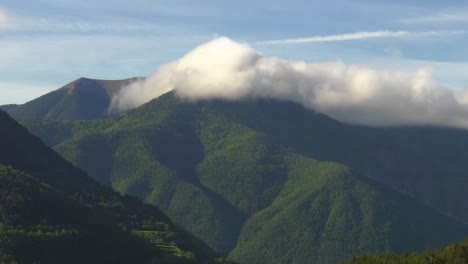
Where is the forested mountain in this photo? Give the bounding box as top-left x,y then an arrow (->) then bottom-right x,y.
2,77 -> 138,120
0,109 -> 231,264
346,239 -> 468,264
21,91 -> 468,264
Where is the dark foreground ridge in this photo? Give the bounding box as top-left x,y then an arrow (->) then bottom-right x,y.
0,109 -> 232,264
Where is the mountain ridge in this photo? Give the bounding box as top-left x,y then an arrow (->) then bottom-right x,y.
3,77 -> 141,121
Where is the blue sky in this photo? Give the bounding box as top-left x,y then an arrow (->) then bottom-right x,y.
1,0 -> 468,104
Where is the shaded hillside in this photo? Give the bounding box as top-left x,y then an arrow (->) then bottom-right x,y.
4,77 -> 139,120
346,239 -> 468,264
0,109 -> 230,264
206,99 -> 468,223
22,92 -> 468,264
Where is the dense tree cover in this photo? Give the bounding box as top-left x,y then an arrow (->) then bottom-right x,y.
346,239 -> 468,264
228,155 -> 467,264
22,119 -> 114,146
20,92 -> 468,264
0,110 -> 232,264
2,77 -> 138,120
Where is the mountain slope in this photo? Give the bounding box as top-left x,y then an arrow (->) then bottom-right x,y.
229,155 -> 466,264
21,92 -> 468,263
0,109 -> 230,264
4,77 -> 138,120
212,100 -> 468,223
25,92 -> 468,222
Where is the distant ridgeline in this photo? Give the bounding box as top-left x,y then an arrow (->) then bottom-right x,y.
0,109 -> 233,264
7,78 -> 468,264
1,77 -> 140,121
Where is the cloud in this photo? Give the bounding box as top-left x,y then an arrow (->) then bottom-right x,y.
402,11 -> 468,24
0,7 -> 8,28
111,37 -> 468,129
1,14 -> 184,34
257,31 -> 409,45
257,30 -> 465,45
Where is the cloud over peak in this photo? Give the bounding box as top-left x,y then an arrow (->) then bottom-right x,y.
111,37 -> 468,129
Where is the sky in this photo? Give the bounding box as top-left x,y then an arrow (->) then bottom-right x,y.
1,0 -> 468,104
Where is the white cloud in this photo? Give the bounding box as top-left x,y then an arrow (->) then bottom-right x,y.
111,37 -> 468,129
257,31 -> 409,45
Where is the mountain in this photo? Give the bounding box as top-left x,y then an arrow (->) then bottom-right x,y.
3,77 -> 138,120
0,109 -> 231,264
20,91 -> 468,264
346,239 -> 468,264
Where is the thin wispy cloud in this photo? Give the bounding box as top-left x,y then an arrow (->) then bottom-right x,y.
257,31 -> 409,45
0,7 -> 9,28
2,14 -> 183,35
403,11 -> 468,24
257,30 -> 466,45
417,30 -> 466,36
